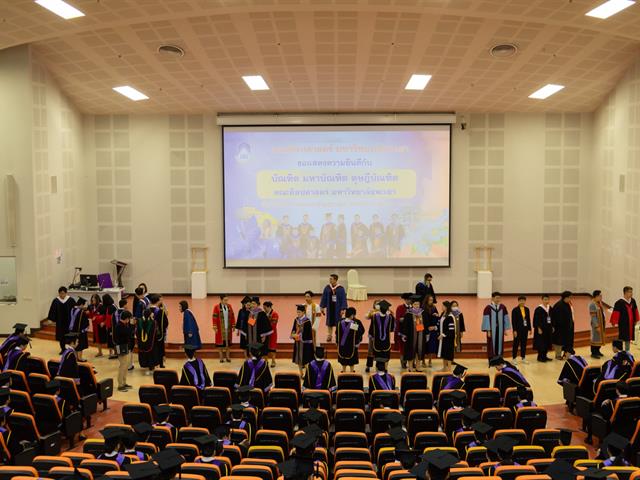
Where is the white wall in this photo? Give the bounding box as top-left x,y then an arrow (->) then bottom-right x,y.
82,111 -> 592,295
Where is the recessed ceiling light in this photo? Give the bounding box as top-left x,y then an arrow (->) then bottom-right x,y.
242,75 -> 269,91
112,86 -> 149,101
585,0 -> 635,19
528,84 -> 565,100
405,74 -> 432,90
35,0 -> 85,19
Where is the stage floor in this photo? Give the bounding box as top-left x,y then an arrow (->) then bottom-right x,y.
157,294 -> 594,345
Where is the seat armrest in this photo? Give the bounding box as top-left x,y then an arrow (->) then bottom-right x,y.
40,431 -> 62,456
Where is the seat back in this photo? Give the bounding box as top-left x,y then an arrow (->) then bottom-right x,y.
334,408 -> 366,434
334,432 -> 368,450
438,389 -> 467,415
49,466 -> 94,479
530,429 -> 561,456
413,432 -> 448,452
7,412 -> 40,445
138,384 -> 168,407
232,464 -> 274,480
551,445 -> 589,461
80,459 -> 121,476
166,442 -> 200,462
337,373 -> 364,391
610,397 -> 640,439
403,390 -> 433,415
61,452 -> 95,467
247,445 -> 285,464
27,372 -> 50,395
335,447 -> 371,464
56,376 -> 81,407
191,406 -> 222,432
212,371 -> 238,395
463,373 -> 491,397
465,446 -> 489,467
336,390 -> 366,410
481,407 -> 513,432
627,378 -> 640,398
578,366 -> 603,398
178,427 -> 211,443
32,393 -> 64,435
267,388 -> 298,411
273,372 -> 302,398
168,403 -> 189,428
400,373 -> 428,403
171,385 -> 201,416
512,446 -> 546,465
122,402 -> 153,425
431,372 -> 450,399
301,389 -> 331,411
149,425 -> 173,449
153,368 -> 180,395
492,465 -> 537,480
453,431 -> 476,457
371,408 -> 402,435
203,386 -> 232,412
261,407 -> 294,437
470,388 -> 500,413
9,389 -> 35,416
514,407 -> 547,438
82,439 -> 105,456
407,409 -> 439,442
6,370 -> 29,392
593,379 -> 618,406
26,356 -> 50,377
370,391 -> 400,410
448,467 -> 484,479
254,430 -> 289,456
33,455 -> 73,475
182,462 -> 222,480
0,467 -> 38,480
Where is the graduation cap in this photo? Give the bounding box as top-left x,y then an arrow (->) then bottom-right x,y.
291,432 -> 317,452
237,385 -> 253,395
302,423 -> 323,439
299,408 -> 323,426
375,357 -> 387,371
603,432 -> 629,454
461,407 -> 480,423
124,461 -> 162,480
194,434 -> 219,450
296,304 -> 306,312
249,343 -> 264,357
100,427 -> 125,442
409,294 -> 422,303
558,428 -> 574,446
516,385 -> 528,398
251,296 -> 260,304
395,445 -> 419,468
14,336 -> 29,347
231,403 -> 244,415
304,391 -> 325,408
488,356 -> 505,367
380,410 -> 403,427
277,457 -> 315,480
153,404 -> 172,418
45,379 -> 61,393
378,300 -> 391,311
214,424 -> 231,437
314,347 -> 325,359
452,363 -> 467,377
449,390 -> 466,403
471,422 -> 492,436
12,323 -> 27,332
388,426 -> 407,443
0,372 -> 10,387
120,430 -> 139,446
543,459 -> 579,480
184,344 -> 199,354
241,295 -> 252,304
133,422 -> 153,437
76,297 -> 87,305
345,307 -> 357,317
412,450 -> 458,479
490,436 -> 517,457
64,332 -> 79,342
152,448 -> 185,472
612,339 -> 623,350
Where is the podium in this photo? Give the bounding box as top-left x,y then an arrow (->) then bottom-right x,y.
190,246 -> 208,299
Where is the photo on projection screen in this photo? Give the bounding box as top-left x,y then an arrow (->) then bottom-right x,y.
222,124 -> 451,268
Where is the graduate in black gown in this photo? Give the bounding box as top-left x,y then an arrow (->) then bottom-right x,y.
236,343 -> 273,393
240,297 -> 272,358
437,301 -> 456,370
69,297 -> 90,361
137,308 -> 161,373
440,363 -> 467,391
0,323 -> 28,358
290,304 -> 314,374
235,296 -> 252,354
336,307 -> 365,372
400,295 -> 424,372
180,344 -> 211,394
556,350 -> 588,386
47,286 -> 76,354
303,347 -> 336,391
551,291 -> 574,360
532,295 -> 553,362
57,332 -> 80,384
369,358 -> 396,391
2,336 -> 29,372
369,300 -> 394,365
150,295 -> 169,368
489,356 -> 529,396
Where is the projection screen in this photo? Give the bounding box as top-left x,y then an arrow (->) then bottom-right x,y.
222,124 -> 451,268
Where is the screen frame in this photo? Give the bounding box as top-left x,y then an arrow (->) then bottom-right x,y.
221,122 -> 453,269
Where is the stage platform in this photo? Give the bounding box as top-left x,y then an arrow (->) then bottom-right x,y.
33,293 -> 618,358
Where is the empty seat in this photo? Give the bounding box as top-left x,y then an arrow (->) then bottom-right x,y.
27,373 -> 50,395
33,455 -> 73,476
9,389 -> 35,416
7,411 -> 61,456
139,384 -> 168,407
191,406 -> 222,432
203,386 -> 232,413
493,429 -> 527,446
334,432 -> 368,450
336,390 -> 366,410
57,376 -> 98,428
335,447 -> 371,463
167,403 -> 189,429
370,390 -> 400,410
82,439 -> 105,457
371,408 -> 402,436
512,445 -> 546,465
267,389 -> 298,412
481,407 -> 513,432
61,452 -> 95,467
78,363 -> 113,412
403,390 -> 433,415
171,386 -> 201,418
462,373 -> 491,398
182,462 -> 222,480
514,407 -> 547,439
400,373 -> 428,403
232,464 -> 274,480
438,390 -> 467,415
212,371 -> 238,395
337,373 -> 364,391
334,408 -> 366,434
247,445 -> 284,464
407,409 -> 439,442
551,445 -> 589,462
530,429 -> 561,456
33,393 -> 83,446
254,430 -> 289,457
261,407 -> 294,438
273,372 -> 302,398
414,431 -> 448,451
178,427 -> 211,443
465,446 -> 489,467
470,388 -> 501,413
153,369 -> 180,396
492,465 -> 537,480
166,442 -> 200,462
80,459 -> 121,477
122,402 -> 153,425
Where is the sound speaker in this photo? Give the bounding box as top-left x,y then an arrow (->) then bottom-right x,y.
5,175 -> 17,247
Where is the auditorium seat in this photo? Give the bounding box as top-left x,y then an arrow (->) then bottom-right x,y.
61,452 -> 95,467
470,388 -> 501,413
135,442 -> 157,457
438,389 -> 467,415
166,442 -> 200,462
153,368 -> 180,396
6,370 -> 29,392
604,467 -> 640,480
530,429 -> 561,456
27,372 -> 50,395
591,396 -> 640,441
121,402 -> 153,425
431,372 -> 450,399
493,465 -> 537,480
149,425 -> 173,449
481,407 -> 513,432
248,389 -> 265,411
78,363 -> 113,411
138,384 -> 168,407
231,428 -> 249,446
178,426 -> 211,443
33,455 -> 73,476
514,406 -> 547,439
403,389 -> 433,415
335,461 -> 374,473
254,430 -> 289,456
525,458 -> 555,473
423,446 -> 459,459
247,446 -> 284,464
191,406 -> 222,432
167,403 -> 189,428
551,445 -> 589,462
8,411 -> 61,456
57,376 -> 98,428
103,472 -> 129,479
261,407 -> 294,438
35,393 -> 83,446
9,389 -> 35,416
312,447 -> 328,466
407,409 -> 439,441
400,373 -> 428,403
334,408 -> 366,434
370,408 -> 402,435
334,431 -> 368,449
512,445 -> 546,464
336,390 -> 366,410
462,373 -> 491,398
182,463 -> 221,480
297,407 -> 329,430
203,386 -> 232,412
301,389 -> 331,411
375,446 -> 395,470
493,429 -> 527,445
575,379 -> 617,424
448,467 -> 484,479
273,372 -> 302,398
334,469 -> 377,480
335,447 -> 371,463
82,439 -> 105,457
337,373 -> 364,391
212,371 -> 238,396
503,387 -> 534,410
171,386 -> 201,418
26,356 -> 50,377
453,431 -> 476,457
443,409 -> 464,439
79,459 -> 120,477
370,390 -> 400,410
372,433 -> 395,462
627,377 -> 640,398
381,463 -> 403,480
387,469 -> 413,480
465,446 -> 489,467
573,459 -> 603,469
210,456 -> 232,476
0,466 -> 39,480
413,431 -> 448,451
48,466 -> 93,479
267,388 -> 298,412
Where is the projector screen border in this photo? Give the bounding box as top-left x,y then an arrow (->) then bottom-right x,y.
217,112 -> 457,126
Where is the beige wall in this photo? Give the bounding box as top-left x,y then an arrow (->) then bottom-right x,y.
588,57 -> 640,303
82,111 -> 592,295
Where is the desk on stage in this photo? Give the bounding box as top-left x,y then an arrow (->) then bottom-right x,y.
68,287 -> 124,303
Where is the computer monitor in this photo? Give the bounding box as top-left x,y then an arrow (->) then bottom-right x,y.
79,274 -> 99,289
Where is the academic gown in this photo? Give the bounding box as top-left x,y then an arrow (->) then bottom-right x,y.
212,303 -> 235,347
132,296 -> 149,319
180,358 -> 212,391
495,364 -> 529,394
153,306 -> 169,361
441,374 -> 464,391
182,309 -> 202,349
533,305 -> 552,353
589,301 -> 607,347
595,355 -> 632,390
437,313 -> 456,361
320,284 -> 348,328
237,358 -> 273,393
453,311 -> 466,353
48,296 -> 76,343
556,355 -> 588,385
291,316 -> 314,367
236,307 -> 250,350
369,372 -> 396,391
369,312 -> 394,361
0,334 -> 23,358
551,300 -> 574,350
400,310 -> 423,362
57,347 -> 79,382
611,298 -> 640,342
69,306 -> 90,351
303,359 -> 336,391
415,282 -> 436,303
336,318 -> 365,366
424,306 -> 440,355
241,308 -> 272,357
137,317 -> 161,369
481,304 -> 511,358
2,348 -> 29,372
394,304 -> 409,353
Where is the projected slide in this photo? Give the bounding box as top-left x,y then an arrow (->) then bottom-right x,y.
223,125 -> 450,268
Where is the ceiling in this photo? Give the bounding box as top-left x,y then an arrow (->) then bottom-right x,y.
3,0 -> 640,114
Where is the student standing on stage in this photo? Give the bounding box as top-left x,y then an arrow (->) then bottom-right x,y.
369,300 -> 394,371
450,300 -> 465,354
303,347 -> 336,391
212,294 -> 235,363
551,291 -> 575,360
395,293 -> 412,369
423,295 -> 439,368
400,295 -> 425,372
320,274 -> 347,342
99,293 -> 117,359
610,286 -> 639,352
242,297 -> 273,358
235,296 -> 252,356
180,300 -> 201,350
137,308 -> 161,375
114,311 -> 133,391
87,293 -> 104,357
511,296 -> 531,365
47,286 -> 76,354
69,297 -> 89,362
303,291 -> 322,347
533,295 -> 553,362
481,292 -> 511,360
437,301 -> 456,371
365,299 -> 381,373
415,273 -> 436,303
264,301 -> 279,367
291,304 -> 314,374
589,290 -> 607,358
132,287 -> 150,320
150,294 -> 169,368
336,307 -> 365,373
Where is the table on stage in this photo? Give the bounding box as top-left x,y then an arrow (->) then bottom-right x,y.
67,287 -> 125,304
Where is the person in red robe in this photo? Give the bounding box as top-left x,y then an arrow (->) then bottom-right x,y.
212,294 -> 235,363
395,293 -> 412,369
611,286 -> 640,352
264,301 -> 279,368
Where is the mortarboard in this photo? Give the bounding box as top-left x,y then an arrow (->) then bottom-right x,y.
277,458 -> 314,480
612,339 -> 623,350
291,433 -> 316,451
184,344 -> 198,353
124,461 -> 162,480
12,323 -> 27,332
395,445 -> 419,468
249,343 -> 264,356
420,449 -> 459,472
378,300 -> 391,310
133,422 -> 153,437
493,436 -> 517,456
314,347 -> 325,358
304,391 -> 325,405
15,336 -> 29,346
251,296 -> 260,304
558,428 -> 574,445
452,363 -> 467,376
194,434 -> 219,449
380,411 -> 403,426
302,424 -> 323,439
241,296 -> 252,304
388,426 -> 407,443
489,356 -> 504,367
100,427 -> 125,441
471,422 -> 492,436
483,439 -> 500,455
45,379 -> 61,393
153,404 -> 171,417
375,358 -> 387,371
214,424 -> 230,437
296,304 -> 306,312
543,459 -> 578,480
231,403 -> 244,415
152,448 -> 185,472
604,432 -> 629,453
449,390 -> 466,403
76,297 -> 87,305
300,408 -> 322,425
462,408 -> 480,423
345,307 -> 357,317
237,385 -> 253,395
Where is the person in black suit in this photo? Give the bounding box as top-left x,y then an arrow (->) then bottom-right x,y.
511,296 -> 531,364
415,273 -> 436,304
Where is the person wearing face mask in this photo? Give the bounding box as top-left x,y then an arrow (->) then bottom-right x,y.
450,300 -> 465,353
